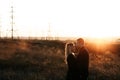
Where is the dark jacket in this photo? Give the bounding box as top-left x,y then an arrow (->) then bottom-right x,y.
66,53 -> 78,80
76,46 -> 89,77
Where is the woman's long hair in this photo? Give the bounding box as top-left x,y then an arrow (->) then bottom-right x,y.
64,42 -> 75,64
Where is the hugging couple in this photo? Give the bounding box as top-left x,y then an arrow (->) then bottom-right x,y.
65,38 -> 89,80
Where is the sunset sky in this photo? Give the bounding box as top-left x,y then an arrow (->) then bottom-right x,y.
0,0 -> 120,38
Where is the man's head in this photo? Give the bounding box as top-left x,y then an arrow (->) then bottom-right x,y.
76,38 -> 84,48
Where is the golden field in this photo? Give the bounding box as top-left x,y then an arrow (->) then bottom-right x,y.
0,39 -> 120,80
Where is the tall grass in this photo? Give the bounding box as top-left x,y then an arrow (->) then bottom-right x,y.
0,39 -> 120,80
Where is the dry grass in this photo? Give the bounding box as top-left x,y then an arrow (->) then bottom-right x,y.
0,39 -> 120,80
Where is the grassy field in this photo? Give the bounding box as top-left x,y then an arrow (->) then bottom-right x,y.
0,39 -> 120,80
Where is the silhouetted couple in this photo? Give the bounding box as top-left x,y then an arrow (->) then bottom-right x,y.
65,38 -> 89,80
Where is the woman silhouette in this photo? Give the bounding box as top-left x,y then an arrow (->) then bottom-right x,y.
65,42 -> 78,80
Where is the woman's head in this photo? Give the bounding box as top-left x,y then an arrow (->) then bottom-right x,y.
66,43 -> 74,54
64,42 -> 76,64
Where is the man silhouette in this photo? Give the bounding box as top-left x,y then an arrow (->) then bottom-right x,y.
75,38 -> 89,80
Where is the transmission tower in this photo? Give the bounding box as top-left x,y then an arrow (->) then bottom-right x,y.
10,0 -> 19,39
47,22 -> 52,40
11,5 -> 14,39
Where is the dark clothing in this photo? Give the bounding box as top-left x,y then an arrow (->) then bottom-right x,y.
76,46 -> 89,80
66,47 -> 89,80
66,53 -> 78,80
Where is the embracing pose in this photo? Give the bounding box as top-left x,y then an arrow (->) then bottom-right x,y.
65,38 -> 89,80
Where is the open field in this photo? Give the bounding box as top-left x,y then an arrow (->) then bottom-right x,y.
0,39 -> 120,80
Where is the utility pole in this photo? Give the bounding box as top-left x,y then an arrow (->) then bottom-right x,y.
10,0 -> 18,39
47,22 -> 52,40
11,5 -> 14,39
